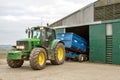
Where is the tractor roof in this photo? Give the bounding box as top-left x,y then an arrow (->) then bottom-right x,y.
32,26 -> 53,30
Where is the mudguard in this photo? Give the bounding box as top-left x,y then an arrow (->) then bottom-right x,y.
50,39 -> 64,50
7,51 -> 24,60
48,39 -> 64,60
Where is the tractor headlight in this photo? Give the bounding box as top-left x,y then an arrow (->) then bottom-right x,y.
16,46 -> 25,50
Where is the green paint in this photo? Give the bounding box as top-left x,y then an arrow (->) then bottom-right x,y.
112,22 -> 120,64
7,38 -> 41,60
102,19 -> 120,24
7,51 -> 23,60
17,38 -> 40,53
89,24 -> 106,63
48,39 -> 61,59
18,38 -> 40,42
50,39 -> 60,50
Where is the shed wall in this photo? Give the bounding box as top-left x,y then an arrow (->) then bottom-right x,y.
89,24 -> 106,63
89,19 -> 120,64
62,4 -> 94,26
50,4 -> 94,27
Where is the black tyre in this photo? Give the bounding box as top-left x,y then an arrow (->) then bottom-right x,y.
7,59 -> 24,68
30,48 -> 46,70
83,54 -> 88,61
65,57 -> 69,61
78,54 -> 84,62
51,43 -> 65,65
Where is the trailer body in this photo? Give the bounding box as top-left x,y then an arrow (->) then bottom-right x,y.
57,33 -> 88,62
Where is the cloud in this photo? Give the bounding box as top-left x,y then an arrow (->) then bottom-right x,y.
0,0 -> 97,44
0,0 -> 97,22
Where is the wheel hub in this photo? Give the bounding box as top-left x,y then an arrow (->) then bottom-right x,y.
58,47 -> 64,61
38,52 -> 45,65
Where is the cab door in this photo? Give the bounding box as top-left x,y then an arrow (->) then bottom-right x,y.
45,29 -> 55,47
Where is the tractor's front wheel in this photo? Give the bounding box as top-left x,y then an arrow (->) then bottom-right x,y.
51,43 -> 65,65
30,48 -> 46,70
7,59 -> 24,68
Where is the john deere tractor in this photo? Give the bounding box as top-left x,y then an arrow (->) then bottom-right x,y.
7,26 -> 65,70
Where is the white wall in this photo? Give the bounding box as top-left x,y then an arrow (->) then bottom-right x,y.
62,4 -> 94,26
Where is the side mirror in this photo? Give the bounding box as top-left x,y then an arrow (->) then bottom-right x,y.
25,29 -> 28,34
25,27 -> 31,38
12,46 -> 16,48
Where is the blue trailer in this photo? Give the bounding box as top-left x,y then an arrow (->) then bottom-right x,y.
57,33 -> 88,62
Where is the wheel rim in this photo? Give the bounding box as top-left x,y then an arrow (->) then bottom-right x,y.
58,47 -> 64,61
38,52 -> 45,65
81,56 -> 84,61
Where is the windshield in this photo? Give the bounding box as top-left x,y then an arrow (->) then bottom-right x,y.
32,30 -> 41,39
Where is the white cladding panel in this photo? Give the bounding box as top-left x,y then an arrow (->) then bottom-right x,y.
62,4 -> 94,26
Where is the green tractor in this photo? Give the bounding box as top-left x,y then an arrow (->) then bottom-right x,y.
7,26 -> 65,70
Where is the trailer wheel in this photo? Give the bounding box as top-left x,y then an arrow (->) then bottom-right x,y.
65,57 -> 69,61
51,43 -> 65,65
78,54 -> 84,62
83,54 -> 88,61
7,59 -> 24,68
30,48 -> 46,70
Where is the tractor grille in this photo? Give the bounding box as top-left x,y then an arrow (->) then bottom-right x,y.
17,41 -> 28,50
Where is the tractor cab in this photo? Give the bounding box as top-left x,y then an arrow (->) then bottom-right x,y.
30,26 -> 56,47
26,26 -> 56,47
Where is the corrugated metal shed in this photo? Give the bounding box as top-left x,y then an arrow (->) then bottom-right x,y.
62,4 -> 94,26
50,3 -> 94,27
90,19 -> 120,64
94,3 -> 120,21
54,19 -> 120,65
89,24 -> 106,63
50,0 -> 120,27
94,0 -> 120,7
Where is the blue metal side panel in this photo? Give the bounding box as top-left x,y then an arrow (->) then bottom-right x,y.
66,53 -> 78,58
72,33 -> 87,51
56,33 -> 87,52
56,33 -> 72,47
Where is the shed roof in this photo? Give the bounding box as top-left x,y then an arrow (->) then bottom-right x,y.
50,1 -> 97,27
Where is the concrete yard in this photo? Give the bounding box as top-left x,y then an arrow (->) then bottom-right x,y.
0,59 -> 120,80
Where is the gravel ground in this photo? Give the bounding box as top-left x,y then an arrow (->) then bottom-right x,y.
0,59 -> 120,80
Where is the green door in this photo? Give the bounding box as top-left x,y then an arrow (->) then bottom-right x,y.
89,24 -> 106,63
112,22 -> 120,64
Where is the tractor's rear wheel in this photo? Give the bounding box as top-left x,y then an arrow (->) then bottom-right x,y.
30,48 -> 46,70
7,59 -> 24,68
51,43 -> 65,65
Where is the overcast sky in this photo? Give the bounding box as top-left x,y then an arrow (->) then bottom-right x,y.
0,0 -> 97,45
